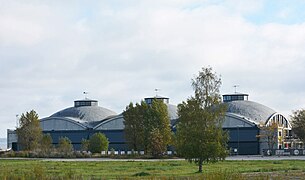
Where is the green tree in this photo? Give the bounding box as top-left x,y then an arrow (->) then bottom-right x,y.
139,101 -> 150,152
149,128 -> 166,157
16,110 -> 43,151
89,133 -> 109,153
176,67 -> 228,173
58,137 -> 73,154
146,99 -> 172,154
291,109 -> 305,143
123,99 -> 171,155
81,139 -> 90,152
41,134 -> 53,153
123,102 -> 145,151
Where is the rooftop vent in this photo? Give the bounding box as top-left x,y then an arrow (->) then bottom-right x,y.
74,99 -> 98,107
222,93 -> 249,103
144,95 -> 169,105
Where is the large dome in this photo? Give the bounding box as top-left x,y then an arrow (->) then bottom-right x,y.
50,106 -> 117,122
225,100 -> 276,123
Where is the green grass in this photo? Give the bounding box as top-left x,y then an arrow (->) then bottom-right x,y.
1,159 -> 305,179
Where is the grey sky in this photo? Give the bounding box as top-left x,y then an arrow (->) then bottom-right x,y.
1,0 -> 305,137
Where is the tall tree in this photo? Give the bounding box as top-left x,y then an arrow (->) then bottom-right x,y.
176,67 -> 228,173
291,109 -> 305,143
139,101 -> 150,152
89,132 -> 109,153
16,110 -> 43,151
149,128 -> 166,157
123,99 -> 171,155
123,102 -> 145,151
147,99 -> 172,154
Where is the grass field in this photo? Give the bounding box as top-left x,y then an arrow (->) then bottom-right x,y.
1,159 -> 305,179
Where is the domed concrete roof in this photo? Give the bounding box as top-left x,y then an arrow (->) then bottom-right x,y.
167,104 -> 178,120
50,106 -> 117,122
225,100 -> 276,123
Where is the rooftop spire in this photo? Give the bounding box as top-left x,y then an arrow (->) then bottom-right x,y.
233,85 -> 239,94
83,91 -> 89,99
155,88 -> 160,96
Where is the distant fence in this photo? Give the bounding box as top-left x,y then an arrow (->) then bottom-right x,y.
263,149 -> 305,156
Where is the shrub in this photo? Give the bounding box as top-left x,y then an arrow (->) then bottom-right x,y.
81,139 -> 90,152
89,133 -> 109,153
58,137 -> 73,155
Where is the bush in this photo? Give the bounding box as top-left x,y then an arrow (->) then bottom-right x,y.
15,151 -> 29,157
81,139 -> 90,152
41,133 -> 53,154
89,133 -> 109,153
58,137 -> 73,155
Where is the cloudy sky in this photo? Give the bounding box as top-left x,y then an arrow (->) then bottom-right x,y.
1,0 -> 305,138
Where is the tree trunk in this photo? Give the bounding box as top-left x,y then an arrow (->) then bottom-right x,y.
198,159 -> 203,173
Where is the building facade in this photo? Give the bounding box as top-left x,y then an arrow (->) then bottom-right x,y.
7,94 -> 292,155
222,93 -> 292,155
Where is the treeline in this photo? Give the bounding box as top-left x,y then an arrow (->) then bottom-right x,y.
123,99 -> 172,157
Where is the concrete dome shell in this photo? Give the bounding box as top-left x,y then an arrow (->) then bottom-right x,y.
225,100 -> 276,124
50,106 -> 117,122
167,104 -> 178,120
92,104 -> 179,130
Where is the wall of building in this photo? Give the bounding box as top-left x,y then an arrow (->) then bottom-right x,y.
224,127 -> 260,155
8,126 -> 262,154
44,129 -> 128,151
7,129 -> 17,149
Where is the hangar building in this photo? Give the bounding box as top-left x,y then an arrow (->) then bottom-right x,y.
7,93 -> 291,155
8,96 -> 178,151
222,93 -> 292,155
